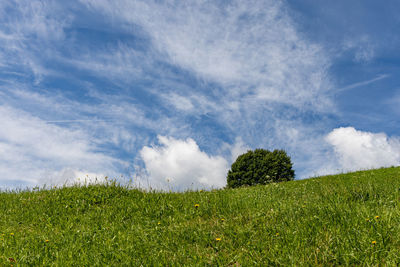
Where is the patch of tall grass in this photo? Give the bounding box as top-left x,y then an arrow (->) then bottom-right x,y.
1,167 -> 400,265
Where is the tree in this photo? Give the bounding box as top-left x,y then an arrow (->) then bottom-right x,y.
227,149 -> 295,188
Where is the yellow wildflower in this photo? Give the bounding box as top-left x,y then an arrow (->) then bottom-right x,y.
45,240 -> 49,243
221,218 -> 225,222
215,237 -> 221,241
194,203 -> 200,208
372,241 -> 377,245
375,216 -> 380,219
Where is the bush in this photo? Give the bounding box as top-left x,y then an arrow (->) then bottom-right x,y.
227,149 -> 295,188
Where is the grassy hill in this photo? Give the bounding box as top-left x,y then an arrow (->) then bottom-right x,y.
1,167 -> 400,266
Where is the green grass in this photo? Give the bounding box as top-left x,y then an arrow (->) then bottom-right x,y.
1,167 -> 400,266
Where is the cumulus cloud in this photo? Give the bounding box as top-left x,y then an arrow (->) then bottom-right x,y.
137,136 -> 229,191
326,127 -> 400,172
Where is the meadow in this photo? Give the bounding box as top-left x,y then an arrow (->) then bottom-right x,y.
1,167 -> 400,266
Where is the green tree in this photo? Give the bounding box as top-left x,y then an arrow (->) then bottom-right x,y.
227,149 -> 295,188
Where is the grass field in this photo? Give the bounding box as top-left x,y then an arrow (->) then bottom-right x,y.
1,167 -> 400,265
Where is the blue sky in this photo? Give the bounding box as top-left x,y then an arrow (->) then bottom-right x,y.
1,0 -> 399,191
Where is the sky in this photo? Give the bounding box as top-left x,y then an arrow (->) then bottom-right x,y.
0,0 -> 399,191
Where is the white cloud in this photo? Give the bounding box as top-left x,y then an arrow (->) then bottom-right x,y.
0,1 -> 69,82
137,136 -> 229,191
0,105 -> 121,187
79,0 -> 333,110
160,93 -> 195,112
326,127 -> 400,172
60,44 -> 147,85
343,35 -> 375,63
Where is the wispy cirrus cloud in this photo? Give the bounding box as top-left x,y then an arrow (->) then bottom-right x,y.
0,105 -> 122,187
80,0 -> 333,110
0,0 -> 71,82
342,35 -> 376,63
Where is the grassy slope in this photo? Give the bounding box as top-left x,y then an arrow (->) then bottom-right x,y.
1,167 -> 400,266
